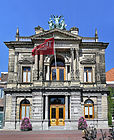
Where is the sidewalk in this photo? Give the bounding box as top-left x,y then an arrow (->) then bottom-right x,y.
0,130 -> 110,140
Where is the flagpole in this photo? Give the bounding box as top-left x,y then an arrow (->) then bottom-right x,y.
53,34 -> 57,80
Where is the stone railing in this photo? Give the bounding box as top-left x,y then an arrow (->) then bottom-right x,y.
43,81 -> 71,87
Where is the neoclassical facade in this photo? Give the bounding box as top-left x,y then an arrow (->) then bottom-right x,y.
4,23 -> 109,130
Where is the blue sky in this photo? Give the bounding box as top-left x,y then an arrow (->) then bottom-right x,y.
0,0 -> 114,76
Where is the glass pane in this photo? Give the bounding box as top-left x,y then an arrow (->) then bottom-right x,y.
23,68 -> 27,71
22,106 -> 25,119
88,72 -> 92,82
1,90 -> 4,98
84,72 -> 86,82
0,107 -> 3,111
85,106 -> 88,115
23,72 -> 26,82
51,108 -> 56,119
0,89 -> 3,98
59,69 -> 64,81
28,68 -> 31,71
50,97 -> 65,104
28,72 -> 31,82
52,69 -> 56,80
51,59 -> 64,67
26,106 -> 30,118
59,108 -> 63,119
84,67 -> 92,71
89,106 -> 93,115
85,99 -> 93,104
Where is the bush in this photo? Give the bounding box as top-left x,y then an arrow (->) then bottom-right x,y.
20,117 -> 32,131
78,116 -> 88,130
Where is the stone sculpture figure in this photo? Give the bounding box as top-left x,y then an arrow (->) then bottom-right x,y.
51,15 -> 62,28
48,18 -> 54,30
60,18 -> 67,30
48,15 -> 66,30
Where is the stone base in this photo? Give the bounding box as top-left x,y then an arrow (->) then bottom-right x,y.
3,119 -> 109,130
4,121 -> 16,130
32,121 -> 43,130
86,119 -> 109,129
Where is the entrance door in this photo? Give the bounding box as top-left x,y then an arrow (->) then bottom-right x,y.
50,105 -> 65,126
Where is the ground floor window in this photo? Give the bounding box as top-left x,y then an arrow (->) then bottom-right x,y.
20,99 -> 30,120
84,99 -> 94,119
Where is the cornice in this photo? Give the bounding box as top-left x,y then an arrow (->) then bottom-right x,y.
80,42 -> 109,49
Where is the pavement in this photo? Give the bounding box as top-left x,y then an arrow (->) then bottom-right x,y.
0,130 -> 111,140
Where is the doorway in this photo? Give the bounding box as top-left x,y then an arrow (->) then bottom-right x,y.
50,105 -> 65,126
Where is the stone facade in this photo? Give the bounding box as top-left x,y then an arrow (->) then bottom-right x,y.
0,72 -> 8,129
4,25 -> 109,130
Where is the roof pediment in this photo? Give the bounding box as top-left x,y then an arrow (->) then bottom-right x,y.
31,28 -> 81,40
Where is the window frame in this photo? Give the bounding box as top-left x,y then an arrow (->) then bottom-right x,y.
84,67 -> 93,83
84,99 -> 94,119
22,67 -> 31,83
20,104 -> 30,120
51,67 -> 65,81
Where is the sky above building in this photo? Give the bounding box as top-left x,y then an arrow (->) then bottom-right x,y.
0,0 -> 114,76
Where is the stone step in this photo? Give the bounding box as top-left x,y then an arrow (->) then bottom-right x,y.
49,126 -> 65,130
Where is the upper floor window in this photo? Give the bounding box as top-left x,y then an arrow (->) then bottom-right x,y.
84,99 -> 94,119
84,67 -> 92,83
50,58 -> 65,81
22,67 -> 31,83
0,88 -> 4,98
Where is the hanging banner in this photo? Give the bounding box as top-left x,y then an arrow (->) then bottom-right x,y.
32,37 -> 54,56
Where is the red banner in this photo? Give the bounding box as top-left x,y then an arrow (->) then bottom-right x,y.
32,38 -> 54,56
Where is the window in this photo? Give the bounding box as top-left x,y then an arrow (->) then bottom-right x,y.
84,99 -> 94,119
84,67 -> 92,83
0,88 -> 4,98
50,58 -> 65,81
22,67 -> 31,83
20,99 -> 30,120
0,107 -> 3,111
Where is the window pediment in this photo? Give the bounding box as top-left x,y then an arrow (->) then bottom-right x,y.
18,59 -> 33,64
80,59 -> 96,64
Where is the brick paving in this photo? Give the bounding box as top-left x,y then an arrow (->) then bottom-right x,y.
0,130 -> 111,140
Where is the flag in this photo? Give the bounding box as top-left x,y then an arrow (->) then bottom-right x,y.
32,37 -> 54,56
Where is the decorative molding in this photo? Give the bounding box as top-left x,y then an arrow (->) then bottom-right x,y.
80,58 -> 96,64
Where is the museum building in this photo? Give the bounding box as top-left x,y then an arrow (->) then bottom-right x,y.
4,17 -> 109,130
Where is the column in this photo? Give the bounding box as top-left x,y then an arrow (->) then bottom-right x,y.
46,64 -> 50,80
75,49 -> 79,81
71,48 -> 74,80
14,52 -> 18,73
45,95 -> 48,120
35,55 -> 38,70
11,96 -> 16,129
39,54 -> 43,80
65,95 -> 68,119
14,52 -> 18,83
65,64 -> 68,81
33,54 -> 38,81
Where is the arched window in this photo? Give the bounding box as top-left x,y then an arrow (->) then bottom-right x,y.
50,57 -> 65,81
20,99 -> 30,120
84,99 -> 94,119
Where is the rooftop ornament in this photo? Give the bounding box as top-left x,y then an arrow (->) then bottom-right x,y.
48,15 -> 67,30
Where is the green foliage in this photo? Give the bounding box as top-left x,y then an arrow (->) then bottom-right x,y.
108,87 -> 114,126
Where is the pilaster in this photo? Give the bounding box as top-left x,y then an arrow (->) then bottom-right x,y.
71,48 -> 74,81
65,95 -> 68,119
39,55 -> 43,80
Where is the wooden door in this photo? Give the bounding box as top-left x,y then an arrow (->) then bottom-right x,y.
50,105 -> 65,126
